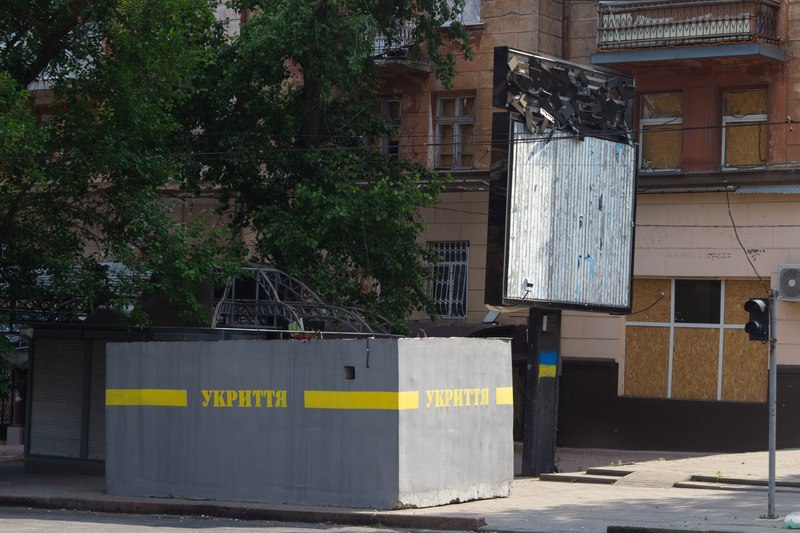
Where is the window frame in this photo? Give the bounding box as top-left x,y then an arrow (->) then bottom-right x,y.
638,92 -> 683,173
624,278 -> 756,401
721,114 -> 768,171
435,96 -> 476,170
638,117 -> 682,172
442,0 -> 481,26
377,99 -> 402,161
426,241 -> 470,320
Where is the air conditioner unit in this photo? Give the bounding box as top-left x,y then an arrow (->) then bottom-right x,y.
777,264 -> 800,302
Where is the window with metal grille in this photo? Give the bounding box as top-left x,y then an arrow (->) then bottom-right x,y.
428,242 -> 469,319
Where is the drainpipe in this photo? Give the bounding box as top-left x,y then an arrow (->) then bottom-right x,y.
562,0 -> 570,60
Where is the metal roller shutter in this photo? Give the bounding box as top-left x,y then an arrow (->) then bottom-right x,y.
29,339 -> 85,457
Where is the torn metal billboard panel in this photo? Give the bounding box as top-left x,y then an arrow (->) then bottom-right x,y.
502,122 -> 636,311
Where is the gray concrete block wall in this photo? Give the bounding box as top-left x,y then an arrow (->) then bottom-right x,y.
397,338 -> 513,507
106,338 -> 512,509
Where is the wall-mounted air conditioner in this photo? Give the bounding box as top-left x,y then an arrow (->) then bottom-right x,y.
778,264 -> 800,302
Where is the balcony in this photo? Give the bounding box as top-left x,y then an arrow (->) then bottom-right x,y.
373,22 -> 433,73
592,0 -> 785,66
373,22 -> 416,59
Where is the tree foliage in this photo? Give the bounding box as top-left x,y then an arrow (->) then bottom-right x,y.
178,0 -> 472,330
2,0 -> 473,343
1,0 -> 244,353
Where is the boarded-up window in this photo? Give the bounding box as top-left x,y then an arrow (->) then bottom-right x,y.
639,93 -> 682,172
723,89 -> 767,169
624,279 -> 767,402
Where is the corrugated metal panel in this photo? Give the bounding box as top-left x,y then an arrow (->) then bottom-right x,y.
87,341 -> 106,460
735,184 -> 800,194
505,124 -> 636,308
29,339 -> 85,458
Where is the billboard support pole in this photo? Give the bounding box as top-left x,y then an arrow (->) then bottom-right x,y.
522,307 -> 561,476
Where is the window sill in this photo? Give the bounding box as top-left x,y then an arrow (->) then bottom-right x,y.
637,167 -> 800,189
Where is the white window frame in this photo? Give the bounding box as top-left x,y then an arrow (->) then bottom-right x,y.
427,241 -> 469,319
377,99 -> 402,161
443,0 -> 481,25
435,96 -> 475,170
638,117 -> 682,172
624,279 -> 751,401
722,114 -> 768,171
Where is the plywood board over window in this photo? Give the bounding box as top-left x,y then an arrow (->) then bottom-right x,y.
624,326 -> 670,398
640,93 -> 682,172
725,279 -> 769,325
642,125 -> 682,171
723,89 -> 768,169
671,328 -> 720,401
722,329 -> 768,402
630,279 -> 671,323
722,280 -> 768,402
624,278 -> 767,403
642,93 -> 683,119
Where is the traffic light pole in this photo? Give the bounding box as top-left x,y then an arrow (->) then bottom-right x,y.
768,288 -> 778,519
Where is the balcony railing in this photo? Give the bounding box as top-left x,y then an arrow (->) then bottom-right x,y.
597,0 -> 780,52
373,22 -> 417,59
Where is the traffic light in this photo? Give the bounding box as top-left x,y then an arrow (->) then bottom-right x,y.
744,298 -> 770,342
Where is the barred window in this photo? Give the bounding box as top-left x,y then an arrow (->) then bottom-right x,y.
428,242 -> 469,319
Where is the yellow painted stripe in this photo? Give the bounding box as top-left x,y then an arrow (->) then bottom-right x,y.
496,387 -> 514,405
304,391 -> 419,410
106,389 -> 187,406
539,365 -> 557,378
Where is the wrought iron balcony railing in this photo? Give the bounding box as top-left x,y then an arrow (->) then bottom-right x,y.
597,0 -> 780,52
373,22 -> 417,59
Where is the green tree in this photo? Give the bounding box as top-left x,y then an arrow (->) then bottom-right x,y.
1,0 -> 245,359
178,0 -> 472,331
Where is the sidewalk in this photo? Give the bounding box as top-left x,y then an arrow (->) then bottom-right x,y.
1,443 -> 798,533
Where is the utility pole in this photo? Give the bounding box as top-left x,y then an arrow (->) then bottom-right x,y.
768,288 -> 778,519
744,291 -> 778,518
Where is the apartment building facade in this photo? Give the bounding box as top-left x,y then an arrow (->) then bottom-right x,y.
383,0 -> 800,451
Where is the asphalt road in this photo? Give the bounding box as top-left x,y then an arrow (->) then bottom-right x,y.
0,508 -> 421,533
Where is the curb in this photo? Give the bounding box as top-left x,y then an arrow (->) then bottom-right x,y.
0,495 -> 486,531
607,526 -> 746,533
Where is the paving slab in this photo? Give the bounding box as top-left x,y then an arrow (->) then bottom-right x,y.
2,444 -> 800,533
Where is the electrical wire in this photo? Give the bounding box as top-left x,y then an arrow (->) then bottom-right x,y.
625,289 -> 665,316
724,181 -> 770,297
14,116 -> 785,142
3,115 -> 790,163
